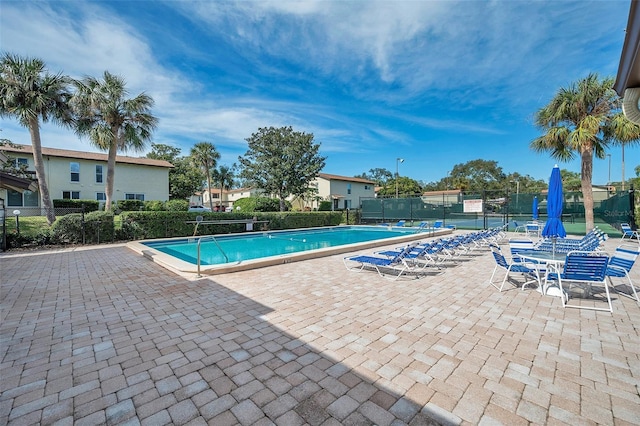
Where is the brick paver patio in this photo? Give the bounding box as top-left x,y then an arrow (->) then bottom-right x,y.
1,232 -> 639,425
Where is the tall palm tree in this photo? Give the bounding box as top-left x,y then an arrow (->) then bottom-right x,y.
190,142 -> 220,211
212,164 -> 235,210
0,53 -> 73,224
530,73 -> 640,232
71,71 -> 157,211
607,112 -> 640,190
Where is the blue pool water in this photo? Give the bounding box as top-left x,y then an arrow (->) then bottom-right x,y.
143,226 -> 425,266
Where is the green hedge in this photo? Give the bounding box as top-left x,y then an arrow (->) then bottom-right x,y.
53,199 -> 100,212
119,211 -> 344,239
51,211 -> 114,244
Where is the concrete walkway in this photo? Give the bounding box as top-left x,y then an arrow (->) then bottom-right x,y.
1,233 -> 639,425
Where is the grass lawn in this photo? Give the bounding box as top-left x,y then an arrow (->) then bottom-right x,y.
6,215 -> 51,237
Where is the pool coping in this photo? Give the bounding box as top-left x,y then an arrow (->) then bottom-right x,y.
126,225 -> 453,276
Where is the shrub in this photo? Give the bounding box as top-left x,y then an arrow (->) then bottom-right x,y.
165,199 -> 189,211
51,211 -> 114,244
144,200 -> 165,211
116,199 -> 144,212
53,199 -> 100,212
234,197 -> 285,212
84,211 -> 115,243
318,201 -> 332,211
52,213 -> 83,243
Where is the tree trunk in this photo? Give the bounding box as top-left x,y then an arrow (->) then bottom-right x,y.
104,131 -> 118,211
28,117 -> 56,225
206,171 -> 214,211
581,148 -> 595,233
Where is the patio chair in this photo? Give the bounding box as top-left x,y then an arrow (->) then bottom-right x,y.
379,220 -> 406,227
513,221 -> 526,235
620,223 -> 639,242
546,251 -> 611,312
525,222 -> 542,238
343,242 -> 420,280
605,244 -> 639,302
488,244 -> 541,292
509,238 -> 535,262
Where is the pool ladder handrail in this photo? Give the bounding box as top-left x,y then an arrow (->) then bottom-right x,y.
193,235 -> 229,277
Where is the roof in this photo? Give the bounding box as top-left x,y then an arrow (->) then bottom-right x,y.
0,171 -> 38,193
316,173 -> 375,185
1,144 -> 174,168
614,0 -> 640,95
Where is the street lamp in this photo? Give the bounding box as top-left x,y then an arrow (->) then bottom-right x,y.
395,158 -> 404,198
13,210 -> 21,235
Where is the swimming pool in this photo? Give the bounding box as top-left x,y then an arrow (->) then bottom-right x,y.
128,225 -> 452,275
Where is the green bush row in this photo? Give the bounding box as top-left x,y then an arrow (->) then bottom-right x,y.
119,211 -> 344,240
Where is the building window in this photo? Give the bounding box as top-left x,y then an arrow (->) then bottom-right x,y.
62,191 -> 80,199
63,191 -> 80,199
96,192 -> 106,201
125,193 -> 145,201
70,162 -> 80,182
13,157 -> 28,168
347,183 -> 352,195
95,165 -> 103,183
7,189 -> 39,207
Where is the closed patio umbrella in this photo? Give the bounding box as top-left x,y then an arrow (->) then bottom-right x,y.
542,165 -> 566,254
532,196 -> 539,221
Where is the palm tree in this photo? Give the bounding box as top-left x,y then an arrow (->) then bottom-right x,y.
190,142 -> 220,211
530,73 -> 640,232
212,164 -> 235,210
607,112 -> 640,190
71,71 -> 157,211
0,53 -> 73,224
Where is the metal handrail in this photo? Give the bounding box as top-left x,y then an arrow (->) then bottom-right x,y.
195,236 -> 228,277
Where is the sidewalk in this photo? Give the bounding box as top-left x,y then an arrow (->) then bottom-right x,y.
1,233 -> 639,425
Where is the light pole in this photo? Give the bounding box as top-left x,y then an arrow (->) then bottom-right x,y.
510,180 -> 519,205
621,145 -> 626,191
13,210 -> 21,235
607,153 -> 611,189
395,158 -> 404,198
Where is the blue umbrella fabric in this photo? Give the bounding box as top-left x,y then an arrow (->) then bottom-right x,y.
542,165 -> 567,239
532,196 -> 539,220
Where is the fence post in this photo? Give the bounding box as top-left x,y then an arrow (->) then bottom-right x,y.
81,204 -> 86,245
630,185 -> 637,229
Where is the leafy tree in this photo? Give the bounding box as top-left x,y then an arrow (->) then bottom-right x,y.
147,143 -> 204,200
0,53 -> 73,224
355,168 -> 393,186
146,143 -> 180,162
559,169 -> 581,191
531,73 -> 640,231
212,164 -> 236,208
447,159 -> 506,192
190,142 -> 220,211
71,71 -> 157,211
377,176 -> 422,197
238,126 -> 326,211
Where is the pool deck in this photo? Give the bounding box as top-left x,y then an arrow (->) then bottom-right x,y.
1,232 -> 639,425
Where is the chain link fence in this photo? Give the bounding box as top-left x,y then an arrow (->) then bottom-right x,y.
359,187 -> 636,235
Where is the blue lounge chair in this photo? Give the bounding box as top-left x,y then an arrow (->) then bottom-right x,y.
378,220 -> 406,227
488,244 -> 541,292
343,242 -> 420,280
605,244 -> 639,302
620,223 -> 639,242
546,251 -> 611,312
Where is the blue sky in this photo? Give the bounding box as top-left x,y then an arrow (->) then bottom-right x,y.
1,0 -> 637,186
